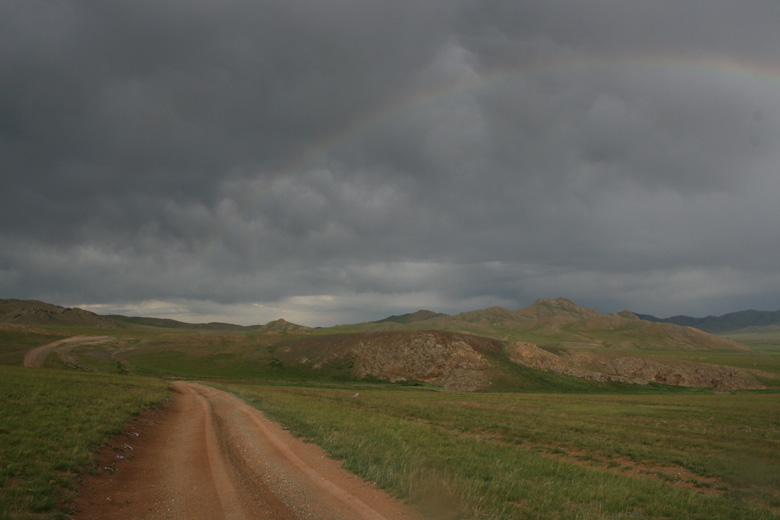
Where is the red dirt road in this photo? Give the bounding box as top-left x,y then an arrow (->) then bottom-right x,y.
73,382 -> 423,520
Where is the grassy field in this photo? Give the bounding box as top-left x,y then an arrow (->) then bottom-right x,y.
0,327 -> 68,366
0,366 -> 168,520
3,322 -> 780,518
217,382 -> 780,519
720,331 -> 780,374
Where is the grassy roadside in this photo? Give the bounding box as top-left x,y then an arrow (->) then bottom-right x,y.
218,382 -> 780,519
0,366 -> 168,520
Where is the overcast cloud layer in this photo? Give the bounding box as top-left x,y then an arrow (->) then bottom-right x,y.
2,1 -> 780,326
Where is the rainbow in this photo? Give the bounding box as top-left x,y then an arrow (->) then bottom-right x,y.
208,52 -> 779,245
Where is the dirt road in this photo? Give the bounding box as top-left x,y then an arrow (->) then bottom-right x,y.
73,381 -> 423,520
22,336 -> 113,367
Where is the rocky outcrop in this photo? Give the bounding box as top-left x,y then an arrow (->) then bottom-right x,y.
290,330 -> 501,390
350,331 -> 497,391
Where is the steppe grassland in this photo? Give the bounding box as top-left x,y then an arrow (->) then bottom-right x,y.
720,331 -> 780,373
219,382 -> 780,520
0,326 -> 68,366
0,366 -> 168,520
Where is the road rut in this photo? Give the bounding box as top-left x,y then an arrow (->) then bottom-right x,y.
73,381 -> 423,520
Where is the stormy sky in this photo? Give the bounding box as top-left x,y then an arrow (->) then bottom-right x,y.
2,1 -> 779,326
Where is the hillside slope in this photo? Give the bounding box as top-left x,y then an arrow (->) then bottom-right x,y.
0,299 -> 125,328
106,315 -> 250,331
0,299 -> 311,332
4,298 -> 772,391
357,298 -> 748,352
636,309 -> 780,333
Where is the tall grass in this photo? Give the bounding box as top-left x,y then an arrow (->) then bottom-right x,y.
218,382 -> 780,519
0,366 -> 168,520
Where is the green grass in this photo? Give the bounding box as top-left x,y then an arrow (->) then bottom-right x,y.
0,329 -> 68,366
610,346 -> 780,380
2,322 -> 779,518
719,332 -> 780,375
0,366 -> 168,520
125,348 -> 356,381
216,382 -> 780,519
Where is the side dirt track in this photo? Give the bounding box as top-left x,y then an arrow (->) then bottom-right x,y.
73,381 -> 422,520
22,335 -> 113,368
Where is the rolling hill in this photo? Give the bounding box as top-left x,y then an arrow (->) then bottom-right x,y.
0,299 -> 125,328
2,297 -> 776,391
340,297 -> 749,352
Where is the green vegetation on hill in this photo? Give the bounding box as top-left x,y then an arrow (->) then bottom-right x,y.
375,310 -> 446,324
2,298 -> 778,393
343,298 -> 750,351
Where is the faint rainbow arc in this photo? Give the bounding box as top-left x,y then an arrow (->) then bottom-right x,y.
206,52 -> 780,247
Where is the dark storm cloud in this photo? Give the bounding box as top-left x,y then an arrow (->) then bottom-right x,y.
2,1 -> 780,325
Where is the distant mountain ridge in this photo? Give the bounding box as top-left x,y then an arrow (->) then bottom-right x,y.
375,310 -> 446,324
0,299 -> 310,332
0,299 -> 259,331
355,297 -> 747,352
635,309 -> 780,333
4,297 -> 773,391
0,299 -> 125,328
4,296 -> 774,339
106,315 -> 252,331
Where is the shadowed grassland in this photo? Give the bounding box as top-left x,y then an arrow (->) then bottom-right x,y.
217,382 -> 780,519
0,327 -> 68,366
0,366 -> 168,520
122,334 -> 357,381
720,332 -> 780,374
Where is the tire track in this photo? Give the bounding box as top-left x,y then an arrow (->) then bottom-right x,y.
75,381 -> 423,520
23,335 -> 112,367
189,384 -> 251,519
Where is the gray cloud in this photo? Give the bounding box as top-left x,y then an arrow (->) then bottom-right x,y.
2,1 -> 780,325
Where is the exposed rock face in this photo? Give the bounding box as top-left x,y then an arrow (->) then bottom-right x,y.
506,342 -> 598,380
506,342 -> 767,391
290,330 -> 501,390
350,331 -> 498,391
